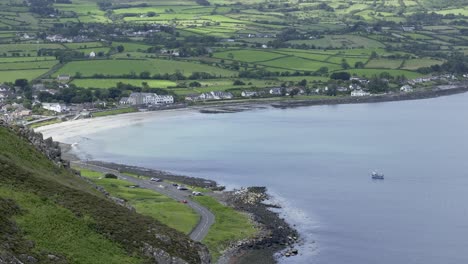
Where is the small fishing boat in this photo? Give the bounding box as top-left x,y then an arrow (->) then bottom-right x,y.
371,171 -> 384,180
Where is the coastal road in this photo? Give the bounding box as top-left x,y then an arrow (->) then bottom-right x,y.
72,161 -> 215,242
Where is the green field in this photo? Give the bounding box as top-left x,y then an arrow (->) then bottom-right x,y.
366,59 -> 404,69
401,58 -> 445,70
73,78 -> 177,88
214,49 -> 286,62
56,59 -> 236,77
0,69 -> 49,82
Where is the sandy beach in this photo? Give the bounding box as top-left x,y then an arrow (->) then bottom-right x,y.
36,108 -> 199,142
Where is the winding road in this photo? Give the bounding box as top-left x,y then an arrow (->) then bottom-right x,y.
72,161 -> 215,241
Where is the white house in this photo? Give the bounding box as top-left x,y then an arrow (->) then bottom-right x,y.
210,91 -> 233,100
400,85 -> 413,92
241,91 -> 258,97
351,90 -> 370,97
57,75 -> 71,82
127,93 -> 174,105
119,97 -> 129,105
42,103 -> 67,113
269,88 -> 282,95
89,51 -> 96,58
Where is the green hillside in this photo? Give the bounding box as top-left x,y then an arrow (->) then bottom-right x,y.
0,124 -> 209,264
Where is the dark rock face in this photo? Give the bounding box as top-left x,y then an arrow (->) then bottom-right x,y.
0,121 -> 69,168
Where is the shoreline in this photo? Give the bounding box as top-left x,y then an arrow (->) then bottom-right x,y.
35,86 -> 468,263
60,144 -> 301,263
36,84 -> 468,142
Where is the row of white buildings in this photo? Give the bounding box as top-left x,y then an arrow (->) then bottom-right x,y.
120,92 -> 174,105
185,91 -> 233,101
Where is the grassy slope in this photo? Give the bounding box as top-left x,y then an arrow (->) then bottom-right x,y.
194,196 -> 257,262
0,126 -> 204,263
78,168 -> 199,234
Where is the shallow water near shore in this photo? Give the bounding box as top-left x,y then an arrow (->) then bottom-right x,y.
58,93 -> 468,264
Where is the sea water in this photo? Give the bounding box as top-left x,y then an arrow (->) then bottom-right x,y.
71,93 -> 468,264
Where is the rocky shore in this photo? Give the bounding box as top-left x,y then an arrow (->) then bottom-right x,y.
72,159 -> 300,264
217,187 -> 301,264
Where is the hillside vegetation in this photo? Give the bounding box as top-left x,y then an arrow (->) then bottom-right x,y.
0,125 -> 209,264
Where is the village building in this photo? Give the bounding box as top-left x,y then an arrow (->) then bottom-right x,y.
89,51 -> 96,58
241,91 -> 258,97
351,89 -> 371,97
57,75 -> 71,82
210,91 -> 233,100
126,93 -> 174,105
400,85 -> 413,92
42,103 -> 68,113
269,87 -> 282,95
119,97 -> 129,105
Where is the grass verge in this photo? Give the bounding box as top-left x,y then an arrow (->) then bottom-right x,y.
78,168 -> 199,234
194,196 -> 257,262
93,107 -> 137,117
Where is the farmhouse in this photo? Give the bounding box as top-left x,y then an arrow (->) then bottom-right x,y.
400,85 -> 413,92
0,84 -> 13,102
46,35 -> 72,43
241,91 -> 258,97
127,93 -> 174,105
32,83 -> 45,91
269,88 -> 282,95
57,75 -> 71,82
351,90 -> 370,97
210,91 -> 233,100
119,97 -> 129,105
42,103 -> 68,113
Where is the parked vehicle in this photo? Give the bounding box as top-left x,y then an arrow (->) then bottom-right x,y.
181,200 -> 188,204
177,185 -> 188,190
192,191 -> 203,196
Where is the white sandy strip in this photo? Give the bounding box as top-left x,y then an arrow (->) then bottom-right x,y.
35,108 -> 197,143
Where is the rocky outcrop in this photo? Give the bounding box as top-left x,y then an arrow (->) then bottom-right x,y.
222,187 -> 300,263
0,120 -> 69,168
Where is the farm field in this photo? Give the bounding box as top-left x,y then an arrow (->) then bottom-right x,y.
365,59 -> 404,69
0,0 -> 466,103
0,69 -> 49,82
55,59 -> 236,78
401,58 -> 445,70
72,79 -> 177,89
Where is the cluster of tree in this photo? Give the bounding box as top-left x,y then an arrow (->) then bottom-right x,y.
29,0 -> 56,16
367,76 -> 389,94
238,67 -> 329,79
145,35 -> 216,51
417,53 -> 468,74
195,0 -> 211,6
53,50 -> 102,63
79,71 -> 220,81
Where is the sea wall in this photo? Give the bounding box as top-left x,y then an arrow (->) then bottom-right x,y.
271,86 -> 468,109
